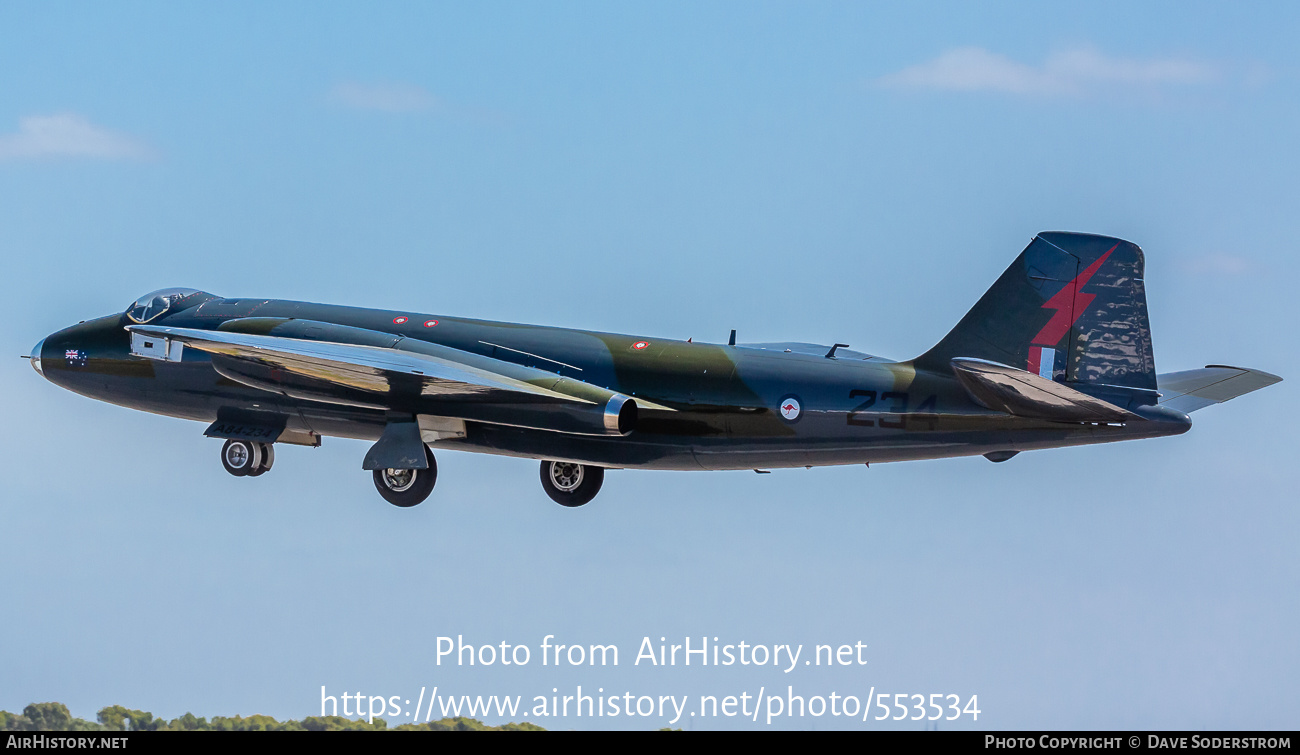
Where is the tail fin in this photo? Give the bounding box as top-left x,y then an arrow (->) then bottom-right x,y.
914,232 -> 1156,392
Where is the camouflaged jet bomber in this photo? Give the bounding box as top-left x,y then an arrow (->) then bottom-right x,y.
28,232 -> 1281,508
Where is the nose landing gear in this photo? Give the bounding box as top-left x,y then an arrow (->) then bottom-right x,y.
221,439 -> 274,477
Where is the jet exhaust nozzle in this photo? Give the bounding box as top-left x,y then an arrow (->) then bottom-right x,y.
604,395 -> 638,435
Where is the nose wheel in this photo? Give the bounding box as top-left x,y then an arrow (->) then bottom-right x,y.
540,460 -> 604,507
221,439 -> 274,477
373,444 -> 437,507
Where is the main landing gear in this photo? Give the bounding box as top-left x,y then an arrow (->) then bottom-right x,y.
373,444 -> 438,508
220,437 -> 602,510
539,460 -> 604,507
221,439 -> 274,477
370,452 -> 599,508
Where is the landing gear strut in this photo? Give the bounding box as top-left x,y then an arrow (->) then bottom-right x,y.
221,439 -> 274,477
373,444 -> 437,507
539,460 -> 604,507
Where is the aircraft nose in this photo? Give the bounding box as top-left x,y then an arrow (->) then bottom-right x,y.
29,337 -> 45,377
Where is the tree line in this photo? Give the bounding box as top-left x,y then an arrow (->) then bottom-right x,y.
0,703 -> 543,731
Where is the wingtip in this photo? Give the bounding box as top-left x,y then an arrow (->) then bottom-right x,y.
1204,365 -> 1283,386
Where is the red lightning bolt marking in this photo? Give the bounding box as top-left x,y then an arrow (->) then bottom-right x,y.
1031,244 -> 1117,346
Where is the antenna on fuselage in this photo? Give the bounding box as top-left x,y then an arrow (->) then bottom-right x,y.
728,329 -> 736,346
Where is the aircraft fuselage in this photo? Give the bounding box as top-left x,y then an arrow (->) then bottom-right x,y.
34,298 -> 1189,472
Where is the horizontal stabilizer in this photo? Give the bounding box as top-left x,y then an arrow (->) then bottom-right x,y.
1157,365 -> 1282,413
951,358 -> 1140,423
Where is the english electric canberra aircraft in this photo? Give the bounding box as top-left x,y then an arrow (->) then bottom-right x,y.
29,232 -> 1280,507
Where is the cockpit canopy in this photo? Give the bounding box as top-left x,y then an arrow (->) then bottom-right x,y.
125,288 -> 217,324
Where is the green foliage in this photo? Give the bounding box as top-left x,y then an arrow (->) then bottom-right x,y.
1,704 -> 100,731
498,721 -> 547,731
97,705 -> 162,731
393,717 -> 544,731
171,712 -> 207,731
2,704 -> 543,731
23,703 -> 72,731
207,714 -> 300,732
302,715 -> 390,731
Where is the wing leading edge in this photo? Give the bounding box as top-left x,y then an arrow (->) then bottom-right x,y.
126,322 -> 663,436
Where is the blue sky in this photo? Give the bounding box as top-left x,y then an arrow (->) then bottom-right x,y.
2,1 -> 1296,729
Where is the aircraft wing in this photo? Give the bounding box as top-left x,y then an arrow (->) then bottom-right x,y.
126,321 -> 657,436
1157,365 -> 1283,413
129,323 -> 582,400
950,358 -> 1140,423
